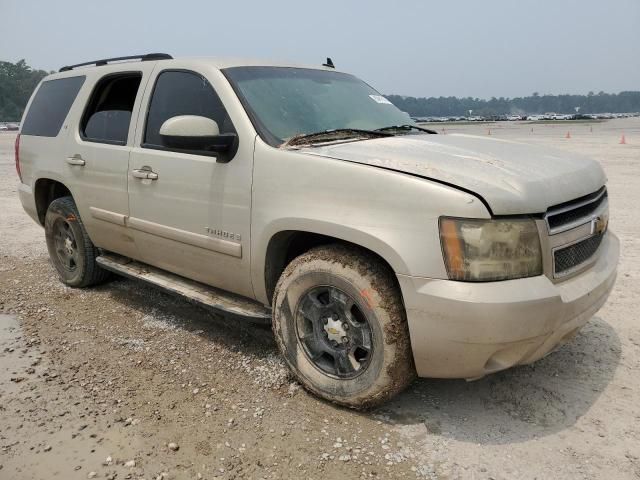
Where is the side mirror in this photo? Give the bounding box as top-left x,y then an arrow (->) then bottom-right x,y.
159,115 -> 237,157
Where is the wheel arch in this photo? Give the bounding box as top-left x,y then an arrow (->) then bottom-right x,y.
34,178 -> 73,225
260,222 -> 408,306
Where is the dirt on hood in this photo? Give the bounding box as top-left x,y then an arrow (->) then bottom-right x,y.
300,133 -> 606,215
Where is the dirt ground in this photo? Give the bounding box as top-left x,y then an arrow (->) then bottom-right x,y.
1,119 -> 639,480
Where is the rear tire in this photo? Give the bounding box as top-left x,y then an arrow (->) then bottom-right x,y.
272,244 -> 415,409
44,196 -> 111,288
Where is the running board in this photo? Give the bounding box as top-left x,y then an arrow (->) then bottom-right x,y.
96,253 -> 271,323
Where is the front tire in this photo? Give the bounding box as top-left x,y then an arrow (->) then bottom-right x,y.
44,196 -> 111,288
273,244 -> 415,408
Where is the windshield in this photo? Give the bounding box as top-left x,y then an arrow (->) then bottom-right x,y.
223,66 -> 416,146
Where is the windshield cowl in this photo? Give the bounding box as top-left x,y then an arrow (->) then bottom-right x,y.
375,124 -> 438,135
280,128 -> 393,149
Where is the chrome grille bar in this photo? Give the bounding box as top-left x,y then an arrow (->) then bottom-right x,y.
545,187 -> 607,235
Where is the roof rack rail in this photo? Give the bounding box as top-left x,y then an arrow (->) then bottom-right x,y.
59,53 -> 172,72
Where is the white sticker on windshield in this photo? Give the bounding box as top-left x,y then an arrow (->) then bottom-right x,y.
369,95 -> 393,105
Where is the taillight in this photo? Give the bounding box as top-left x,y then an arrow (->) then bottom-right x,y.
15,133 -> 22,182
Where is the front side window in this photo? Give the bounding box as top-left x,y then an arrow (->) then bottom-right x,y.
223,67 -> 413,146
81,73 -> 142,145
143,70 -> 234,150
21,76 -> 85,137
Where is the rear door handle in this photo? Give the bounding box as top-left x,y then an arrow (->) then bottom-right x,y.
66,155 -> 85,166
132,168 -> 158,180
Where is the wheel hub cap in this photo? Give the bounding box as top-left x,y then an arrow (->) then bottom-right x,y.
324,315 -> 347,344
52,218 -> 78,272
64,237 -> 74,255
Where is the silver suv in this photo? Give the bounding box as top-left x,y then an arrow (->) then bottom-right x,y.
16,53 -> 618,407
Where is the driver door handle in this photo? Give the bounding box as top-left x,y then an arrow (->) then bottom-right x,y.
66,155 -> 85,166
132,168 -> 158,180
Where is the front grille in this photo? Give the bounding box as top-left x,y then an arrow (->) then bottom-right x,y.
546,187 -> 607,232
554,233 -> 604,275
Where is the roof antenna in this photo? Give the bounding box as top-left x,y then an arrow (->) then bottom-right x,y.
322,57 -> 335,68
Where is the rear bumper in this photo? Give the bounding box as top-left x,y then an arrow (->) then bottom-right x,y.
398,232 -> 619,379
18,182 -> 40,225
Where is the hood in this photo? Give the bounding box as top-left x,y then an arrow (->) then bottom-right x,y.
299,134 -> 606,215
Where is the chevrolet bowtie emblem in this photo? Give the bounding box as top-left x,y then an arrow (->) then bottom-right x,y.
591,214 -> 608,235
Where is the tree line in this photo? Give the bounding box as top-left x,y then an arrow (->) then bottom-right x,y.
0,60 -> 50,121
1,59 -> 639,121
387,91 -> 640,118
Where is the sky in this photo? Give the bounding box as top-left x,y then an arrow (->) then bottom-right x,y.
1,0 -> 638,99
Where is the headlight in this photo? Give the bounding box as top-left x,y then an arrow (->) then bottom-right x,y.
439,217 -> 542,281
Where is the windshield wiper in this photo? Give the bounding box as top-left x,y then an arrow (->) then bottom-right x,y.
281,128 -> 393,148
375,124 -> 438,134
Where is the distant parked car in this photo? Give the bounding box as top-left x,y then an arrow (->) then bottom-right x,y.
551,114 -> 574,120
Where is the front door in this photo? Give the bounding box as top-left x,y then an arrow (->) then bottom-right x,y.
127,68 -> 254,299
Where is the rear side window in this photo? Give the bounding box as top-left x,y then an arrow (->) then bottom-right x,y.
143,70 -> 234,149
21,76 -> 85,137
81,73 -> 142,145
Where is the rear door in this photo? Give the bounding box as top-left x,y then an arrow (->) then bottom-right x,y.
18,75 -> 86,222
64,64 -> 155,258
127,67 -> 255,298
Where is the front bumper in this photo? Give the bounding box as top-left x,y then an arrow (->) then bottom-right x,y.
398,232 -> 619,379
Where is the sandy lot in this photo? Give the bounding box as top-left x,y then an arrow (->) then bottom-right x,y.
1,119 -> 639,480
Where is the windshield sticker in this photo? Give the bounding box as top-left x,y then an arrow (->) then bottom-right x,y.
369,95 -> 393,105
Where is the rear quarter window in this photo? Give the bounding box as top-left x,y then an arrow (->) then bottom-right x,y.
21,76 -> 85,137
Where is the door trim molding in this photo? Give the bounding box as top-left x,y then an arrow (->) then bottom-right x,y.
127,216 -> 242,258
89,207 -> 126,226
